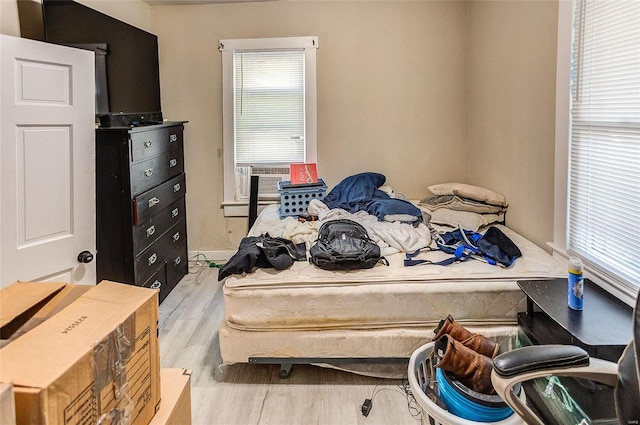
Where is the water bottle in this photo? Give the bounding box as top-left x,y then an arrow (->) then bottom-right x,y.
568,257 -> 584,310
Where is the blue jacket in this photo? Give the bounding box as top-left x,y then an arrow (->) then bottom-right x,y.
323,172 -> 422,224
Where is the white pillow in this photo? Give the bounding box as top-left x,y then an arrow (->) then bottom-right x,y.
429,209 -> 504,232
428,183 -> 508,207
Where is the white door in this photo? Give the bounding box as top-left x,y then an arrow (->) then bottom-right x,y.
0,35 -> 96,287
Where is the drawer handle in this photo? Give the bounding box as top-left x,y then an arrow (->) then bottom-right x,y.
173,183 -> 181,193
171,208 -> 179,218
148,253 -> 158,266
144,140 -> 153,149
148,197 -> 160,208
169,158 -> 177,168
170,134 -> 178,142
173,231 -> 180,242
174,256 -> 181,266
147,225 -> 156,237
150,280 -> 162,289
144,168 -> 153,178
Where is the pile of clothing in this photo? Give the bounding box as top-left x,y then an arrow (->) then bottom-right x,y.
418,183 -> 508,231
217,235 -> 306,281
323,172 -> 423,225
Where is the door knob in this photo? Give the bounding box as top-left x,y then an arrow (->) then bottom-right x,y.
77,250 -> 94,263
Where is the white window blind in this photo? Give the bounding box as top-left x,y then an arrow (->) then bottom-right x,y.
568,0 -> 640,288
234,50 -> 305,166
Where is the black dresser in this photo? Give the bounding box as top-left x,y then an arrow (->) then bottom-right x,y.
96,121 -> 188,303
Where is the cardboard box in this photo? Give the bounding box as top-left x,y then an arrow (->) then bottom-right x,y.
0,381 -> 16,425
0,282 -> 92,347
149,369 -> 191,425
0,281 -> 160,425
0,282 -> 67,339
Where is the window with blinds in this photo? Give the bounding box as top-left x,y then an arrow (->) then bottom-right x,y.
234,50 -> 305,166
220,37 -> 318,211
568,0 -> 640,289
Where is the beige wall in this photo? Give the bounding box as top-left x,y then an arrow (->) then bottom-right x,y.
152,1 -> 470,251
3,0 -> 559,252
467,0 -> 558,249
1,0 -> 20,36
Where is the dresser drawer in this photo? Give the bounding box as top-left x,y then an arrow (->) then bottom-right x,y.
132,197 -> 186,255
130,149 -> 184,196
133,174 -> 186,225
130,125 -> 183,163
134,219 -> 187,285
166,241 -> 188,290
141,265 -> 169,304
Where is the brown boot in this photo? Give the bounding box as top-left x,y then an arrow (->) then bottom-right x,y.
434,315 -> 499,358
434,334 -> 495,395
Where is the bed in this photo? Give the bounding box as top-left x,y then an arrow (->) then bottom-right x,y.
218,198 -> 566,376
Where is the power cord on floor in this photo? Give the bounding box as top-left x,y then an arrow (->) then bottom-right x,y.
188,252 -> 225,286
189,252 -> 223,273
397,379 -> 423,419
360,377 -> 422,421
360,398 -> 373,417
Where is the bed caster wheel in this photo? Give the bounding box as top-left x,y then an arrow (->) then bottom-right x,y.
279,363 -> 292,379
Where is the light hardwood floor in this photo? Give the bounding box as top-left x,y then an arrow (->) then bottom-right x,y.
158,264 -> 424,425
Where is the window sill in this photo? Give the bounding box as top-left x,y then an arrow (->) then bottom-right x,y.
548,241 -> 638,307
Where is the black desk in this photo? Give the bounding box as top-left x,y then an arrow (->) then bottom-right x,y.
517,278 -> 633,423
518,278 -> 633,362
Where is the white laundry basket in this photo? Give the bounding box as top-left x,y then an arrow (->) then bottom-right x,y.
408,336 -> 526,425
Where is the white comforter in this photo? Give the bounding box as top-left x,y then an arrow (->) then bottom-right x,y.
248,201 -> 431,257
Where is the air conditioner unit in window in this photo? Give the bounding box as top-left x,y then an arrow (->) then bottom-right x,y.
236,165 -> 289,200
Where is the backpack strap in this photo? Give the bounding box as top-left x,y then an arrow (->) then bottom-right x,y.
404,225 -> 486,267
403,247 -> 474,267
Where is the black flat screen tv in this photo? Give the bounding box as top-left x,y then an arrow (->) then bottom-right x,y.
42,0 -> 162,119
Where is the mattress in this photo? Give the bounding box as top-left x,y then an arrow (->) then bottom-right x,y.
219,324 -> 521,365
223,225 -> 564,331
220,205 -> 565,363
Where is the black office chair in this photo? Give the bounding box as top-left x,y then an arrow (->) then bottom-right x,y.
491,292 -> 640,424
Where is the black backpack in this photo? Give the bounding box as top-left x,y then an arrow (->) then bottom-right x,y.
309,219 -> 388,271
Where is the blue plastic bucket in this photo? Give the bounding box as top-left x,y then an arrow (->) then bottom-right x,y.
436,368 -> 516,422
